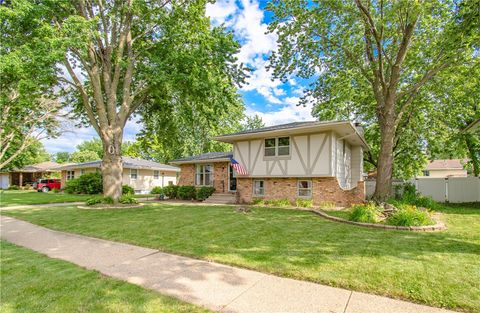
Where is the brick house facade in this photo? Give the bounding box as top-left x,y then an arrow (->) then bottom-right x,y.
171,121 -> 368,206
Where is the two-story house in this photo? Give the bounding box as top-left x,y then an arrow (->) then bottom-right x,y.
170,121 -> 368,205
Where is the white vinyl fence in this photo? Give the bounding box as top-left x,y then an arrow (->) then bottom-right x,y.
365,177 -> 480,203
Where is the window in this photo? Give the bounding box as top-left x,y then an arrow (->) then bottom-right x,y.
297,180 -> 312,198
66,171 -> 75,180
80,169 -> 86,175
153,170 -> 159,179
264,137 -> 290,157
130,169 -> 138,179
422,170 -> 430,177
253,180 -> 265,196
168,181 -> 174,186
195,164 -> 213,186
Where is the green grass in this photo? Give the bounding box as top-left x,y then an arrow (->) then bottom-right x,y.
0,190 -> 93,206
0,240 -> 210,313
3,203 -> 480,312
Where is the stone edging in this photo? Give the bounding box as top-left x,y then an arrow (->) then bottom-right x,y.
77,203 -> 145,210
310,209 -> 446,232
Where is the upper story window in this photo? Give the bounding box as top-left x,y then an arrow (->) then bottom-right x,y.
264,137 -> 290,157
153,170 -> 160,179
422,170 -> 430,177
130,169 -> 138,179
196,164 -> 213,186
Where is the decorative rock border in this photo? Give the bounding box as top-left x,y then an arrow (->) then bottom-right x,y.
310,209 -> 446,232
77,203 -> 145,210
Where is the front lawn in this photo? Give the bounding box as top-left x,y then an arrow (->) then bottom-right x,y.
0,241 -> 210,313
0,190 -> 93,206
3,203 -> 480,312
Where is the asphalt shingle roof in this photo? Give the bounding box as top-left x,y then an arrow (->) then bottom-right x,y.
170,152 -> 232,163
57,157 -> 180,172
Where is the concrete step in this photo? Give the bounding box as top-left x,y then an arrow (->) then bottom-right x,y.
204,193 -> 237,204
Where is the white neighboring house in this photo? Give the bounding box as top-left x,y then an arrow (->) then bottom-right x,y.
57,157 -> 180,194
417,159 -> 468,178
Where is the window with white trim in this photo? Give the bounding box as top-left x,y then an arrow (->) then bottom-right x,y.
130,169 -> 138,179
253,180 -> 265,196
195,164 -> 213,186
80,169 -> 86,175
153,170 -> 159,179
264,137 -> 290,157
66,171 -> 75,180
297,180 -> 312,198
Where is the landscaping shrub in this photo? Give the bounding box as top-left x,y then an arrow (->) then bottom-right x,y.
163,185 -> 179,199
122,185 -> 134,195
102,196 -> 114,205
296,198 -> 313,208
65,173 -> 103,194
397,182 -> 439,210
7,185 -> 20,190
319,201 -> 336,209
252,198 -> 265,206
349,203 -> 381,223
386,205 -> 434,226
52,188 -> 60,193
64,179 -> 81,194
119,195 -> 139,204
266,198 -> 291,207
85,197 -> 102,206
177,186 -> 196,200
196,186 -> 215,200
151,186 -> 163,195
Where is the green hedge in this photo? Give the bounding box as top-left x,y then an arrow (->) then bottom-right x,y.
65,172 -> 103,194
177,186 -> 196,200
122,185 -> 134,195
196,186 -> 215,200
163,185 -> 179,198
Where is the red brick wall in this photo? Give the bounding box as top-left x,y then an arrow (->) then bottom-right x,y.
177,162 -> 229,193
236,177 -> 365,206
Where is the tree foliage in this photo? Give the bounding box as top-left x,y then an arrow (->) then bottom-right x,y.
268,0 -> 479,195
0,0 -> 63,169
242,114 -> 265,131
70,150 -> 100,163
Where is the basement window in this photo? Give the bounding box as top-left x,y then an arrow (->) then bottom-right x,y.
297,180 -> 312,198
253,180 -> 265,196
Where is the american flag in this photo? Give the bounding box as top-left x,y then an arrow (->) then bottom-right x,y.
230,157 -> 248,176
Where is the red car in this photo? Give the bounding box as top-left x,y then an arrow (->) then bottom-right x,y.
36,179 -> 61,192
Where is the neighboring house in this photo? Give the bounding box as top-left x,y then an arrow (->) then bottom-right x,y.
418,159 -> 468,178
57,157 -> 180,194
0,161 -> 61,189
171,121 -> 368,205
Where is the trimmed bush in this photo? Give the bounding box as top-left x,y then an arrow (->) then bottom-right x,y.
349,203 -> 381,223
196,186 -> 215,200
119,195 -> 139,204
386,205 -> 434,226
122,185 -> 134,195
85,197 -> 102,206
64,179 -> 81,194
151,186 -> 163,195
177,185 -> 196,200
65,172 -> 103,194
296,198 -> 313,208
7,185 -> 20,190
163,185 -> 178,199
266,198 -> 291,207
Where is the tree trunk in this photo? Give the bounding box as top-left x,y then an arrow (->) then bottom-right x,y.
373,117 -> 396,202
465,134 -> 479,177
101,129 -> 123,202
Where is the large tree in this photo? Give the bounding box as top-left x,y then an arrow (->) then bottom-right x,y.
47,0 -> 245,201
268,0 -> 479,200
0,1 -> 63,169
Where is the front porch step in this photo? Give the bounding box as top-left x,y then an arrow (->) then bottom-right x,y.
203,193 -> 237,204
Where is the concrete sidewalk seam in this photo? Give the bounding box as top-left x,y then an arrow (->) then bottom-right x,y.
342,291 -> 353,313
219,276 -> 264,312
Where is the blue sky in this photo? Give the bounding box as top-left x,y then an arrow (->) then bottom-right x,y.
42,0 -> 315,154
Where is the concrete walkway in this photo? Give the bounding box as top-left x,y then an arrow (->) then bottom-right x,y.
1,202 -> 86,210
0,216 -> 455,313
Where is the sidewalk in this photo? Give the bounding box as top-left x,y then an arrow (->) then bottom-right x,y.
0,216 -> 455,313
1,202 -> 86,210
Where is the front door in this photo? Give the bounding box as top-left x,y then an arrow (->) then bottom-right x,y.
228,164 -> 237,192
